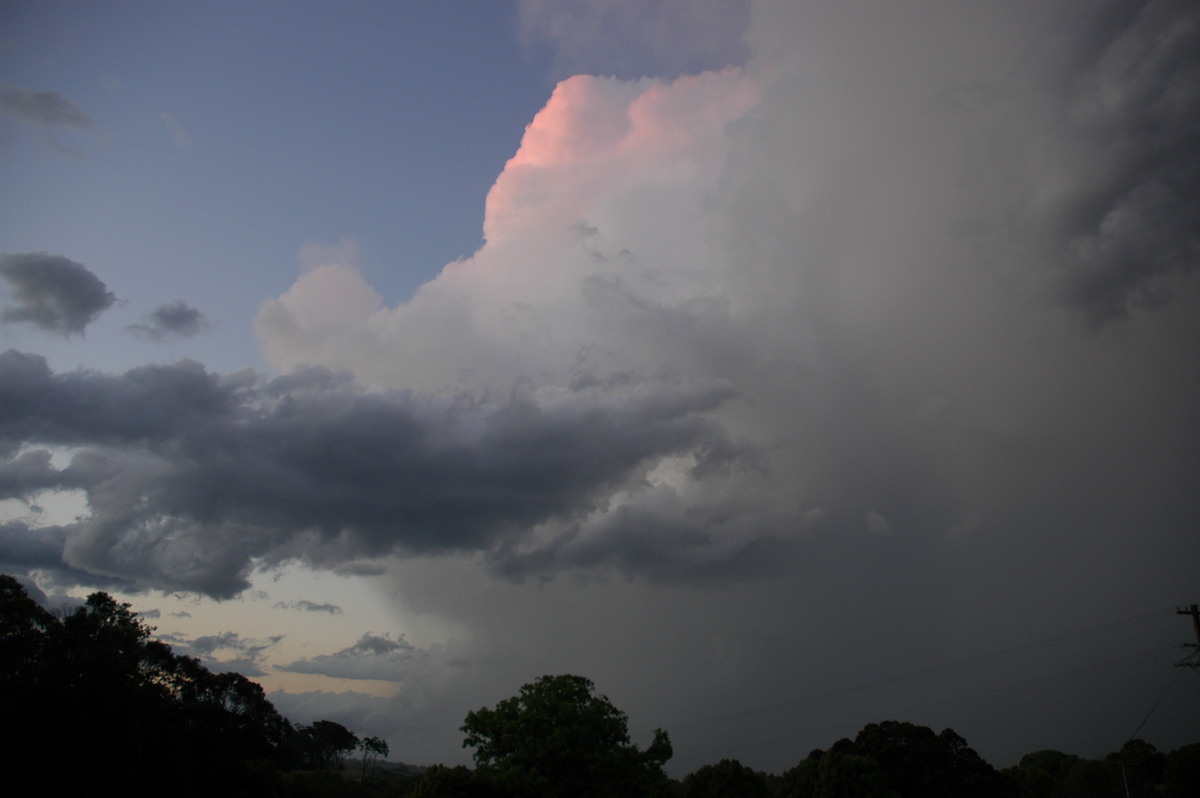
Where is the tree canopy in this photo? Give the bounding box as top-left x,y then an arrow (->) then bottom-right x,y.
5,574 -> 1199,798
461,673 -> 672,798
0,574 -> 398,797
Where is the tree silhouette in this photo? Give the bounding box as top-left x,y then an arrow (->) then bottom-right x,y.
461,673 -> 672,798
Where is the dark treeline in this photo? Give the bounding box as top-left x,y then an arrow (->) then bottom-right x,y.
1,574 -> 395,797
2,575 -> 1197,797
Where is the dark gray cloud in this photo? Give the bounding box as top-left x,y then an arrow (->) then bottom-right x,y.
0,350 -> 741,596
0,521 -> 70,572
0,87 -> 92,129
1045,0 -> 1200,326
0,253 -> 116,336
127,300 -> 210,341
274,599 -> 344,615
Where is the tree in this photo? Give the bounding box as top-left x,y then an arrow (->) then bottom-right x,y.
461,674 -> 672,798
845,721 -> 1014,798
410,764 -> 497,798
0,575 -> 311,796
780,749 -> 896,798
1162,743 -> 1200,798
1106,739 -> 1165,798
682,758 -> 769,798
297,719 -> 361,772
358,735 -> 390,786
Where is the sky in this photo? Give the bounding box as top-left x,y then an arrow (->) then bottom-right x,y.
2,0 -> 1198,776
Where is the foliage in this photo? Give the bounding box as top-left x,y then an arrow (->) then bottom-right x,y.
358,735 -> 391,785
682,758 -> 769,798
0,574 -> 375,797
5,574 -> 1200,798
461,673 -> 673,798
835,720 -> 1015,798
1162,742 -> 1200,798
410,764 -> 498,798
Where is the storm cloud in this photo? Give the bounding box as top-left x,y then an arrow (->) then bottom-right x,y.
248,0 -> 1198,767
0,350 -> 742,596
0,253 -> 116,335
1045,0 -> 1200,326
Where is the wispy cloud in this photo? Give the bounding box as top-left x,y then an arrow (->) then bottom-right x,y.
165,629 -> 284,677
274,599 -> 344,615
160,112 -> 191,148
0,86 -> 91,129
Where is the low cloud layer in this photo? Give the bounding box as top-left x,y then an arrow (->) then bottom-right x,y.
0,350 -> 741,596
0,252 -> 116,336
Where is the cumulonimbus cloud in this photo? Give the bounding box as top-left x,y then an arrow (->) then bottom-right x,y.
252,0 -> 1197,593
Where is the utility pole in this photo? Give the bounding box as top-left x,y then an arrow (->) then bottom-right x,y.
1176,604 -> 1200,670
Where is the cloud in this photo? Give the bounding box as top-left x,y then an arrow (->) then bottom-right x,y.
1042,0 -> 1200,326
164,629 -> 283,677
160,112 -> 191,148
276,632 -> 428,682
246,4 -> 1199,770
0,521 -> 70,572
127,300 -> 209,341
4,0 -> 1197,772
0,86 -> 91,129
0,253 -> 116,335
274,599 -> 344,615
0,350 -> 741,596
